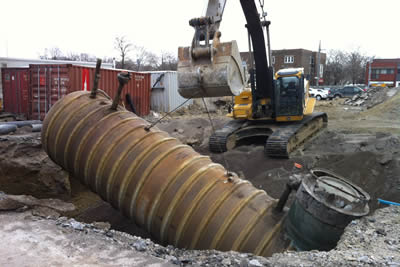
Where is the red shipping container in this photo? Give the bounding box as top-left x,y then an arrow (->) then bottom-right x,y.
29,64 -> 151,120
1,68 -> 30,117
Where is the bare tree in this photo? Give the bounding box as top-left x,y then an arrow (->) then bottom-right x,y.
324,49 -> 347,85
159,51 -> 178,70
49,47 -> 63,59
39,47 -> 98,62
39,47 -> 63,60
132,45 -> 160,71
324,49 -> 372,85
114,36 -> 132,69
345,49 -> 370,85
133,45 -> 148,71
66,52 -> 81,61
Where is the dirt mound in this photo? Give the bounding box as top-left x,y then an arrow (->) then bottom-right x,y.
0,134 -> 70,198
156,116 -> 230,150
0,133 -> 154,240
361,89 -> 400,120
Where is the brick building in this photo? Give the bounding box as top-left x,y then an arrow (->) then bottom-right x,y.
365,58 -> 400,87
240,49 -> 326,85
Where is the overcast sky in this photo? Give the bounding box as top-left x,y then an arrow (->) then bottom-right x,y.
1,0 -> 399,60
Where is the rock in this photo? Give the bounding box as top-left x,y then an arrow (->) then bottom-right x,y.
222,258 -> 232,265
92,221 -> 111,231
376,228 -> 387,236
249,259 -> 263,266
379,153 -> 393,165
358,255 -> 369,263
375,141 -> 386,150
240,259 -> 249,267
354,100 -> 365,106
0,197 -> 26,211
68,219 -> 85,231
132,240 -> 147,252
31,206 -> 60,219
371,169 -> 379,176
186,138 -> 199,145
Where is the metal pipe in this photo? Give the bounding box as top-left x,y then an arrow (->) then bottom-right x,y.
41,91 -> 285,257
111,72 -> 131,110
0,124 -> 17,135
90,59 -> 102,99
31,124 -> 42,132
0,120 -> 41,128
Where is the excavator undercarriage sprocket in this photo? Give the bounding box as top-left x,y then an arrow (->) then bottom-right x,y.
209,112 -> 327,158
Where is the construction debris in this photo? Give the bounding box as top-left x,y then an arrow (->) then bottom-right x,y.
342,87 -> 399,108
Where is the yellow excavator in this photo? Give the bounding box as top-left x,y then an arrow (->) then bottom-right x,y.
177,0 -> 327,158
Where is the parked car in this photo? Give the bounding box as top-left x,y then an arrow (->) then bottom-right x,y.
328,86 -> 364,99
309,88 -> 329,100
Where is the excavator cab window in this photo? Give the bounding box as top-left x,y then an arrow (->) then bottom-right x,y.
275,76 -> 303,117
276,76 -> 300,96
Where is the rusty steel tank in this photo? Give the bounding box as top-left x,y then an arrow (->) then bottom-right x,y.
41,90 -> 286,256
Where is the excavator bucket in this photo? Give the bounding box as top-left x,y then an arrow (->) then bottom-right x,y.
177,40 -> 247,98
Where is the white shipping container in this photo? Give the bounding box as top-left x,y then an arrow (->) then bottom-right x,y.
149,71 -> 193,112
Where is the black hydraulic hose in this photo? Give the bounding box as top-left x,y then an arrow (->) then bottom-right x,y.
125,93 -> 136,114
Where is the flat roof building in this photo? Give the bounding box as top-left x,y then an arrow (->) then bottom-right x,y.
240,49 -> 326,86
365,58 -> 400,87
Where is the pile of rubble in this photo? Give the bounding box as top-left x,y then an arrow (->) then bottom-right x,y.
343,87 -> 398,108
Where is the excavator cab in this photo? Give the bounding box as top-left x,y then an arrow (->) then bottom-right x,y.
274,68 -> 306,121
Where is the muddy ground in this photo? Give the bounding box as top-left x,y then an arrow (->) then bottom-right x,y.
0,88 -> 399,266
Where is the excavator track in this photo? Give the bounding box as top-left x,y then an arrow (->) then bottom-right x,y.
209,112 -> 327,158
209,120 -> 246,153
265,112 -> 327,158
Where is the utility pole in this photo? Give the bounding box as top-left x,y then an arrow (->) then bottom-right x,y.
316,40 -> 321,86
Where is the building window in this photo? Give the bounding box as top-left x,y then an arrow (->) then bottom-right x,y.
271,56 -> 275,64
284,56 -> 294,64
310,56 -> 314,64
372,68 -> 395,75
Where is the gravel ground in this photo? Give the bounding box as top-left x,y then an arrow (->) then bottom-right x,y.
1,193 -> 399,267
